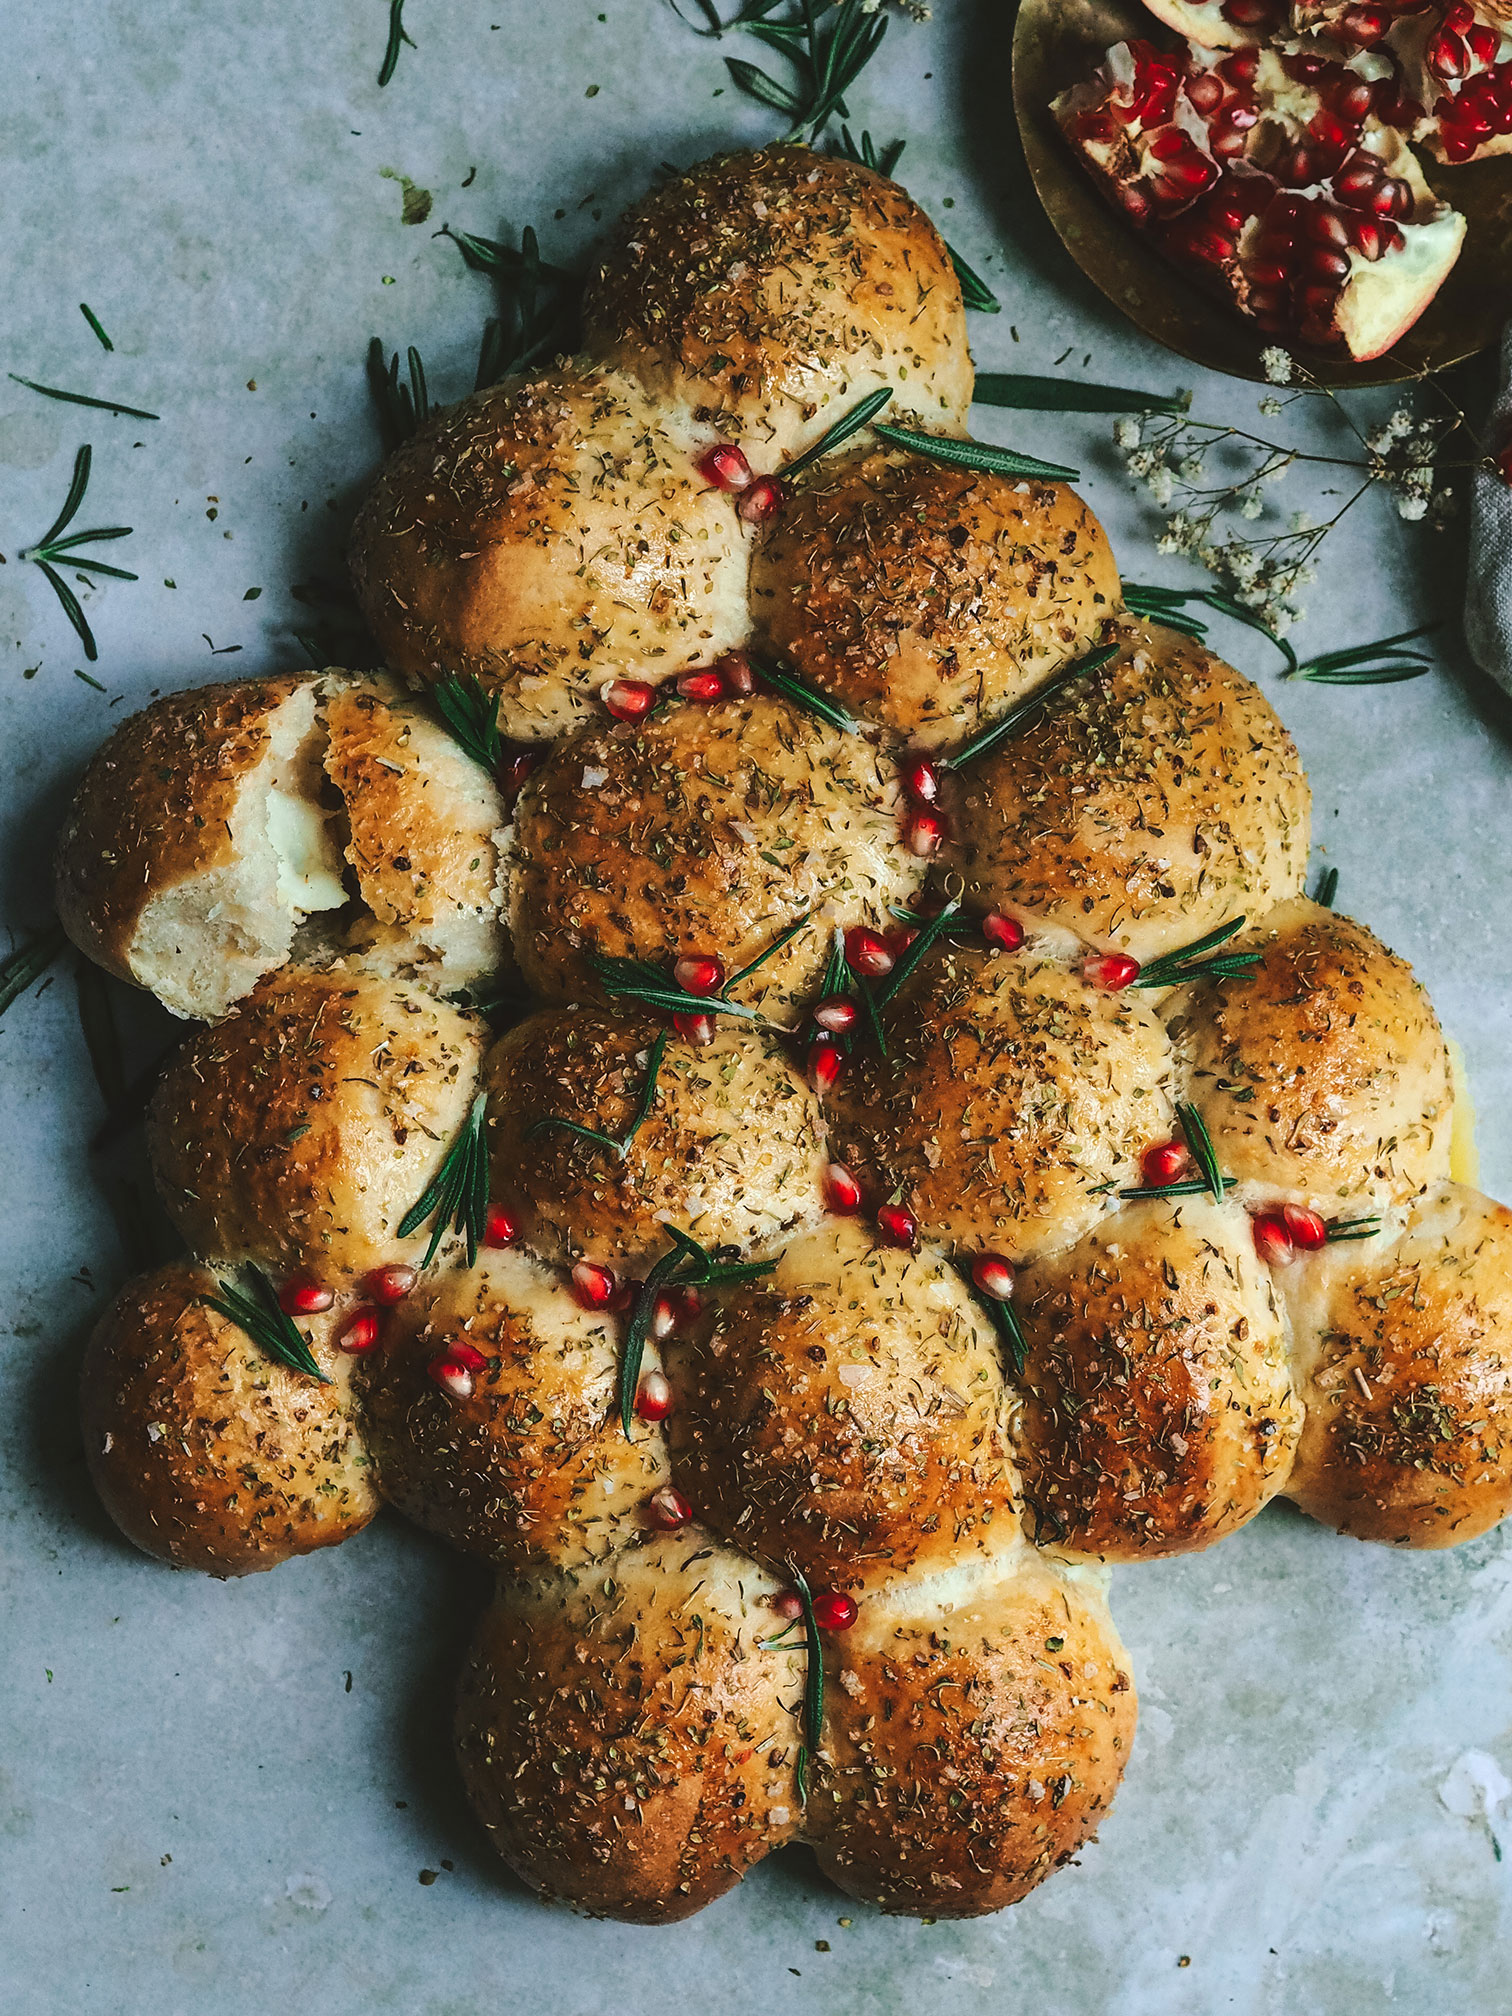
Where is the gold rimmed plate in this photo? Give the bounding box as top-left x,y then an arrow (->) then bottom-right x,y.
1012,0 -> 1512,387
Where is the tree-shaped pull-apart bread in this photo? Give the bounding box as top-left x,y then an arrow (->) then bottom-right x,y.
55,144 -> 1512,1924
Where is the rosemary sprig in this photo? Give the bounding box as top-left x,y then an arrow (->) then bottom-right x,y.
749,654 -> 860,736
792,1566 -> 824,1806
1314,866 -> 1339,910
20,445 -> 137,663
526,1031 -> 671,1163
1121,582 -> 1298,676
1178,1102 -> 1225,1206
7,375 -> 159,422
948,245 -> 1000,315
829,127 -> 999,312
1120,1176 -> 1237,1200
974,375 -> 1187,417
1291,624 -> 1437,686
397,1091 -> 490,1267
725,913 -> 814,990
781,387 -> 893,483
377,0 -> 414,86
80,303 -> 113,351
431,673 -> 503,772
1324,1213 -> 1382,1244
943,643 -> 1119,773
589,953 -> 763,1024
876,897 -> 961,1009
871,421 -> 1079,485
617,1226 -> 776,1437
666,0 -> 794,31
724,0 -> 890,143
0,926 -> 67,1021
368,339 -> 430,453
438,224 -> 580,385
206,1266 -> 328,1383
1131,917 -> 1260,990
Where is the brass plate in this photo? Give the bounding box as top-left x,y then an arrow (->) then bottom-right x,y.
1012,0 -> 1512,387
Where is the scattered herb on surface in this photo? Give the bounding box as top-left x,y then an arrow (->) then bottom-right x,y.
79,304 -> 113,351
20,446 -> 136,663
377,0 -> 415,86
7,376 -> 158,421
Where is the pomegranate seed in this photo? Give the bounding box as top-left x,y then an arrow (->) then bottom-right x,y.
1347,215 -> 1386,260
1211,122 -> 1250,160
611,1277 -> 640,1315
499,748 -> 541,803
651,1292 -> 680,1340
1083,952 -> 1141,991
1307,205 -> 1350,246
1309,246 -> 1353,283
1379,177 -> 1413,219
772,1591 -> 805,1621
1142,1139 -> 1191,1187
808,1041 -> 846,1095
572,1259 -> 617,1309
696,443 -> 754,491
428,1355 -> 476,1401
971,1253 -> 1016,1302
845,926 -> 894,979
1283,1203 -> 1329,1251
902,757 -> 940,805
888,923 -> 918,959
672,1011 -> 716,1046
812,995 -> 858,1035
636,1369 -> 674,1421
737,476 -> 786,524
1467,23 -> 1500,66
367,1262 -> 418,1306
337,1307 -> 382,1354
825,1163 -> 863,1214
647,1484 -> 694,1531
906,810 -> 947,858
483,1202 -> 519,1249
877,1201 -> 917,1249
677,669 -> 726,702
1337,79 -> 1376,122
1339,4 -> 1389,45
450,1341 -> 488,1374
1220,49 -> 1260,83
982,911 -> 1025,953
717,651 -> 756,696
1428,30 -> 1470,79
1121,185 -> 1153,223
603,677 -> 657,723
1252,1214 -> 1296,1268
812,1589 -> 859,1631
278,1273 -> 333,1316
1187,72 -> 1224,115
672,1285 -> 703,1325
673,952 -> 725,996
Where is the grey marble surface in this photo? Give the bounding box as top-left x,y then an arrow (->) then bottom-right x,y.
2,4 -> 1511,2012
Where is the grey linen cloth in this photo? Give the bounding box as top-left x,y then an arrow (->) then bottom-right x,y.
1466,323 -> 1512,698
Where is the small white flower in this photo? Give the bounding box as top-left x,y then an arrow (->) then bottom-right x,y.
1397,493 -> 1429,521
1258,397 -> 1283,418
1289,510 -> 1314,534
1263,456 -> 1293,486
1239,487 -> 1265,520
1178,453 -> 1207,481
1113,416 -> 1143,449
1262,347 -> 1294,385
1149,465 -> 1175,506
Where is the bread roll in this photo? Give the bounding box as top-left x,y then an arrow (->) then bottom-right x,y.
582,146 -> 971,463
348,364 -> 750,741
504,690 -> 922,1009
750,453 -> 1120,751
148,968 -> 486,1282
946,619 -> 1310,962
80,1262 -> 378,1576
482,1008 -> 827,1266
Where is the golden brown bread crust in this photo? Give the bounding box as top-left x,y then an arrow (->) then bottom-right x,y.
53,674 -> 328,1011
147,967 -> 486,1281
1016,1198 -> 1302,1559
807,1553 -> 1136,1916
454,1535 -> 805,1922
1173,899 -> 1453,1210
504,690 -> 922,1009
80,1262 -> 378,1576
482,1009 -> 827,1266
666,1222 -> 1021,1593
828,943 -> 1178,1263
347,364 -> 749,742
581,146 -> 972,461
946,619 -> 1311,962
750,453 -> 1120,752
357,1247 -> 667,1569
1283,1183 -> 1512,1547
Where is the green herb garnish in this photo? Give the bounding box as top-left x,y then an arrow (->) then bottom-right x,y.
207,1266 -> 328,1383
943,643 -> 1119,772
526,1030 -> 670,1164
959,1263 -> 1028,1379
782,387 -> 893,482
438,224 -> 580,385
1178,1102 -> 1225,1206
793,1566 -> 824,1806
749,655 -> 860,736
876,897 -> 962,1009
1131,918 -> 1260,990
718,0 -> 890,143
1291,624 -> 1436,686
617,1224 -> 776,1437
368,339 -> 430,453
871,421 -> 1079,485
1314,866 -> 1339,910
431,673 -> 503,772
397,1091 -> 490,1267
79,304 -> 113,351
7,376 -> 159,422
377,0 -> 414,86
975,375 -> 1187,417
0,926 -> 67,1021
20,445 -> 137,663
1324,1214 -> 1382,1244
589,953 -> 763,1024
1121,582 -> 1298,676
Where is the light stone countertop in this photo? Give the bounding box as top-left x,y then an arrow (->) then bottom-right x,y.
2,4 -> 1510,2012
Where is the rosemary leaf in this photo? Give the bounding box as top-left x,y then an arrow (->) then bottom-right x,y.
41,444 -> 93,547
944,643 -> 1119,772
1314,866 -> 1339,910
855,973 -> 887,1059
947,243 -> 1000,314
1122,582 -> 1298,675
1132,916 -> 1259,990
79,303 -> 113,351
1120,1176 -> 1237,1200
619,1247 -> 684,1437
726,913 -> 814,990
877,898 -> 961,1009
749,655 -> 860,735
207,1267 -> 328,1382
0,926 -> 67,1020
1294,659 -> 1433,686
431,673 -> 504,772
782,387 -> 893,481
589,953 -> 763,1023
377,0 -> 414,86
793,1567 -> 824,1804
725,54 -> 805,114
1324,1215 -> 1382,1243
1177,1102 -> 1225,1206
34,561 -> 99,662
871,421 -> 1079,484
398,1091 -> 490,1267
524,1116 -> 626,1157
623,1029 -> 671,1145
1294,622 -> 1437,681
974,374 -> 1187,417
7,375 -> 159,422
961,1272 -> 1028,1379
